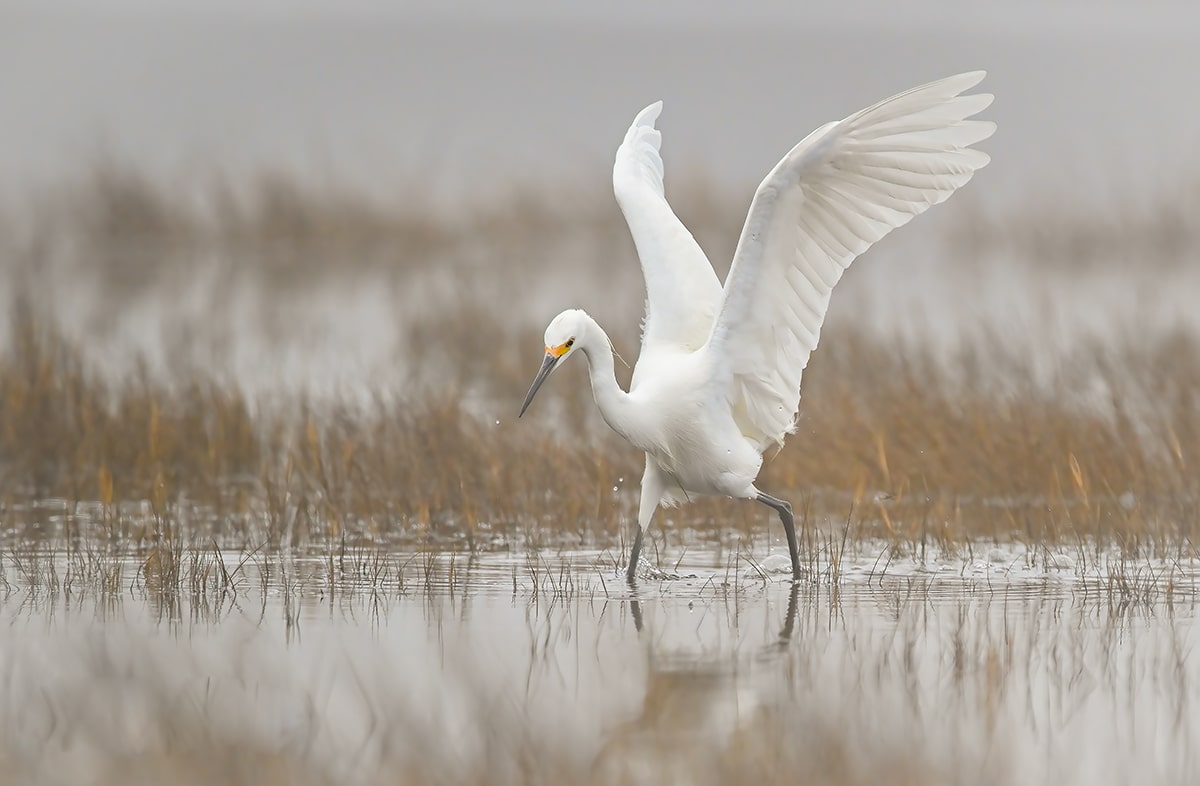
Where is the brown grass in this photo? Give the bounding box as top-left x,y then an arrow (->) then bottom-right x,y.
2,293 -> 1196,557
1,168 -> 1198,557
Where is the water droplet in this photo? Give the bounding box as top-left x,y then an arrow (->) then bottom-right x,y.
618,477 -> 624,483
494,419 -> 501,426
612,486 -> 619,493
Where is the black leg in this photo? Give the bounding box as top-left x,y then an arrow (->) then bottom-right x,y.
756,492 -> 801,581
626,524 -> 645,584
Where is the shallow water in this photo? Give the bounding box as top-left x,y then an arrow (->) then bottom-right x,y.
1,546 -> 1197,785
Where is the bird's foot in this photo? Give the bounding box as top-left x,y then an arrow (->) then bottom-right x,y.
622,558 -> 687,582
759,553 -> 808,581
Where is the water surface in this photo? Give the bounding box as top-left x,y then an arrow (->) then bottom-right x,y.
2,547 -> 1196,785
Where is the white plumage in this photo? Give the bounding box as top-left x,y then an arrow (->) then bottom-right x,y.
521,73 -> 995,582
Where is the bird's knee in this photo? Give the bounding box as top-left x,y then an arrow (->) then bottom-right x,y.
765,494 -> 792,515
755,492 -> 792,518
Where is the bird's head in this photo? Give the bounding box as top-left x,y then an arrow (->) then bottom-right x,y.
519,309 -> 586,417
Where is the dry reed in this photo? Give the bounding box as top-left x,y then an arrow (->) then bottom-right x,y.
0,168 -> 1197,557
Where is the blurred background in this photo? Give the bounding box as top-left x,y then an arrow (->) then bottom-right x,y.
3,0 -> 1199,397
0,1 -> 1198,531
5,1 -> 1200,202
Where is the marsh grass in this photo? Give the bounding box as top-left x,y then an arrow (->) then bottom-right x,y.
1,169 -> 1198,562
2,301 -> 1196,558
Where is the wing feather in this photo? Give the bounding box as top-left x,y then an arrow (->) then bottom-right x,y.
703,72 -> 996,451
612,101 -> 723,369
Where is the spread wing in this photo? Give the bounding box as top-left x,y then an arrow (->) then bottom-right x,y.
702,71 -> 996,451
613,101 -> 723,373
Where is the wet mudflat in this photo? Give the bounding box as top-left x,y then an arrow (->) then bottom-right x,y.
1,544 -> 1196,786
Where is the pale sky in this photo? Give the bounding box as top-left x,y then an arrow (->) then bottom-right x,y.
4,1 -> 1199,209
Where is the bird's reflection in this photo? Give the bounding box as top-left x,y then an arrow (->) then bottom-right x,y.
626,580 -> 800,644
602,581 -> 803,779
776,581 -> 801,646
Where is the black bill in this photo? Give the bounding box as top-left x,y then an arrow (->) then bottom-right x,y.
519,352 -> 558,417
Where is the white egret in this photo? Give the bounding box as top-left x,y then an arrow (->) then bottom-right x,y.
520,72 -> 995,582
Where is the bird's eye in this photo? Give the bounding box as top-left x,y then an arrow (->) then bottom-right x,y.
565,338 -> 575,348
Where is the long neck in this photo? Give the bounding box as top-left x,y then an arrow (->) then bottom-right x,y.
578,315 -> 640,443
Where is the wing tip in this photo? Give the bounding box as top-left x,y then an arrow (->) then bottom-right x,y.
614,102 -> 669,195
634,100 -> 664,128
946,70 -> 987,92
617,101 -> 666,177
620,101 -> 665,151
977,119 -> 998,142
920,70 -> 989,98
